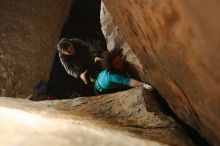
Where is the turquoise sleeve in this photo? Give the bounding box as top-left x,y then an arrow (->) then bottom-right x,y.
110,74 -> 132,86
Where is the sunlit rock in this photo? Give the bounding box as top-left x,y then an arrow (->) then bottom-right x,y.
0,88 -> 194,146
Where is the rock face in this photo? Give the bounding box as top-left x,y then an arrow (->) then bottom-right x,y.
102,0 -> 220,145
0,88 -> 195,146
0,0 -> 72,97
100,2 -> 146,80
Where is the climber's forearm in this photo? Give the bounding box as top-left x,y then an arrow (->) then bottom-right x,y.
129,79 -> 144,87
129,79 -> 153,90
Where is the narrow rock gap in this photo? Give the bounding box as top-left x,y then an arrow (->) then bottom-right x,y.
47,0 -> 106,99
150,90 -> 212,146
46,0 -> 212,146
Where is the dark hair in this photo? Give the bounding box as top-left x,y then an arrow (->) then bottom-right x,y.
104,49 -> 123,73
57,38 -> 73,54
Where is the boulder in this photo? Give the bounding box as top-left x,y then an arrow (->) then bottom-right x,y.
102,0 -> 220,145
0,88 -> 194,146
0,0 -> 72,97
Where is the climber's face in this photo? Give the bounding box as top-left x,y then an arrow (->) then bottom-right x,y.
112,54 -> 124,70
63,45 -> 75,56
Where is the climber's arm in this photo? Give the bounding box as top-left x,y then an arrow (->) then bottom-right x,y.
110,73 -> 152,90
129,79 -> 152,89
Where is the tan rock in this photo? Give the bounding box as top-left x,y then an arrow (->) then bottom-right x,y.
103,0 -> 220,145
0,88 -> 194,146
0,0 -> 72,97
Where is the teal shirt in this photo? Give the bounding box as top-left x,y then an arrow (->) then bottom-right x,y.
95,69 -> 132,92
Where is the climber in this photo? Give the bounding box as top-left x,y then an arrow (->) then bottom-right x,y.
57,38 -> 104,85
94,49 -> 153,95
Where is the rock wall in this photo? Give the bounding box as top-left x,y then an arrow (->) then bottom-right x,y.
100,2 -> 146,80
102,0 -> 220,145
0,88 -> 195,146
0,0 -> 72,97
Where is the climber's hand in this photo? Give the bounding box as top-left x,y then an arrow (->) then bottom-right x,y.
94,57 -> 104,63
80,70 -> 88,84
143,83 -> 153,90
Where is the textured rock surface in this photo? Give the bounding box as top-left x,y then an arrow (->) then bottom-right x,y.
100,2 -> 145,80
0,88 -> 194,146
103,0 -> 220,145
0,0 -> 72,97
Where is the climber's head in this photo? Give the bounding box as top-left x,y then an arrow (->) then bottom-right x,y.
57,38 -> 76,56
105,49 -> 125,73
